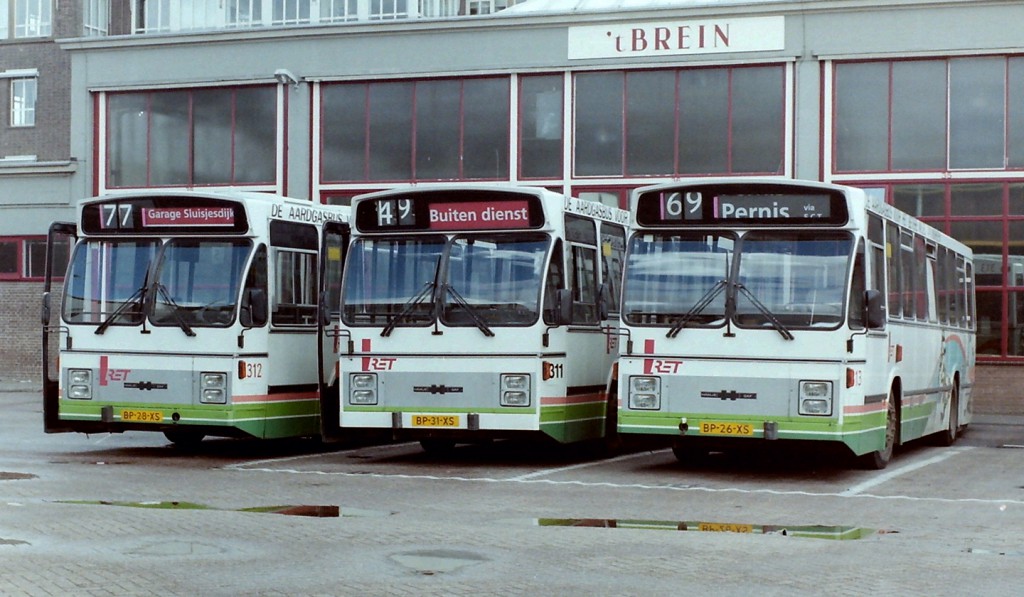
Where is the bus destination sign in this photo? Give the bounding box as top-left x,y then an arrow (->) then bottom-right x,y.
82,196 -> 248,234
636,185 -> 848,227
356,190 -> 545,232
140,206 -> 236,228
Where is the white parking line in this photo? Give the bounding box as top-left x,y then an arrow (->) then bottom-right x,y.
840,447 -> 971,496
509,450 -> 665,481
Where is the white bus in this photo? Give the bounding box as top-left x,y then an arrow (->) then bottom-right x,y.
618,178 -> 975,468
331,185 -> 628,452
41,190 -> 349,445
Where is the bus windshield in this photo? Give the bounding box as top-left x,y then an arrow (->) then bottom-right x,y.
442,234 -> 549,327
623,231 -> 854,331
342,237 -> 446,326
63,239 -> 161,326
734,231 -> 854,329
151,239 -> 252,329
623,232 -> 735,327
62,238 -> 253,329
342,234 -> 551,328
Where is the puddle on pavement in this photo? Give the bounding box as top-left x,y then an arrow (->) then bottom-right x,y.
56,500 -> 392,518
390,549 -> 489,575
537,518 -> 879,540
0,472 -> 37,481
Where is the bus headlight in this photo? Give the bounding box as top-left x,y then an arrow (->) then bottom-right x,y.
200,372 -> 227,404
501,374 -> 531,407
349,374 -> 377,405
799,380 -> 832,416
68,369 -> 92,400
629,376 -> 660,410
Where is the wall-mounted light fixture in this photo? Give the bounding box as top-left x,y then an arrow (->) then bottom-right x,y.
273,68 -> 301,89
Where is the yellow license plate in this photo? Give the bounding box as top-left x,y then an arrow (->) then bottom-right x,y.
121,409 -> 164,423
699,522 -> 753,533
699,421 -> 754,436
411,415 -> 460,428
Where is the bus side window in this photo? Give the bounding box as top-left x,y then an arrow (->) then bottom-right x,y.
886,222 -> 902,318
601,224 -> 626,316
569,244 -> 599,324
543,239 -> 566,325
848,240 -> 866,329
241,245 -> 268,327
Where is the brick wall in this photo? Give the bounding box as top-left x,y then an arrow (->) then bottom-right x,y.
972,364 -> 1024,417
0,281 -> 47,382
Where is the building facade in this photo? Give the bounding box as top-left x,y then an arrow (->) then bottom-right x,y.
2,0 -> 1024,413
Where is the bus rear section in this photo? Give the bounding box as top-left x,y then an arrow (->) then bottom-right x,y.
333,185 -> 627,451
618,178 -> 975,469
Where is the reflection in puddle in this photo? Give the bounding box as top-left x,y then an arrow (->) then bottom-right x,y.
537,518 -> 879,540
57,500 -> 391,518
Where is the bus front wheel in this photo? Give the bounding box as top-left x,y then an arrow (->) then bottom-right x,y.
860,390 -> 898,470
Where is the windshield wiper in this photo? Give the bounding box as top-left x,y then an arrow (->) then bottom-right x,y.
94,284 -> 148,335
666,279 -> 728,339
442,284 -> 495,337
381,281 -> 436,337
733,283 -> 794,341
153,282 -> 196,337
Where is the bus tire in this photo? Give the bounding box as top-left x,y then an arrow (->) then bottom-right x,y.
860,389 -> 898,470
164,429 -> 205,448
934,381 -> 960,447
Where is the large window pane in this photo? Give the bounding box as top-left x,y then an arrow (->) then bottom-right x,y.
520,75 -> 563,179
1010,183 -> 1024,216
731,66 -> 784,173
949,220 -> 1003,285
149,92 -> 191,185
1009,58 -> 1024,168
949,57 -> 1006,169
950,183 -> 1004,217
678,68 -> 728,174
108,94 -> 149,187
192,89 -> 233,184
625,70 -> 675,176
233,87 -> 276,183
834,62 -> 889,172
322,84 -> 367,181
415,80 -> 461,179
1010,290 -> 1024,356
574,72 -> 623,176
368,81 -> 413,180
976,290 -> 1001,355
893,184 -> 945,217
891,61 -> 946,170
462,78 -> 509,179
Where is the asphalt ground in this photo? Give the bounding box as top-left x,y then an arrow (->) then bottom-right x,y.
2,389 -> 1024,596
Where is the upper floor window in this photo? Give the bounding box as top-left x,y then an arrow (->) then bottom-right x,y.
573,65 -> 787,178
10,76 -> 36,127
84,0 -> 109,36
321,77 -> 510,182
105,86 -> 277,188
139,0 -> 421,32
833,56 -> 1024,173
1,0 -> 51,38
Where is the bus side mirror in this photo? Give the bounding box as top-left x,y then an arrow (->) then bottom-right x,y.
318,290 -> 331,327
556,288 -> 573,325
865,289 -> 885,329
42,291 -> 51,325
598,283 -> 611,320
240,288 -> 268,328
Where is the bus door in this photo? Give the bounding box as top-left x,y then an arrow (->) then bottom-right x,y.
319,219 -> 349,439
41,221 -> 76,433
